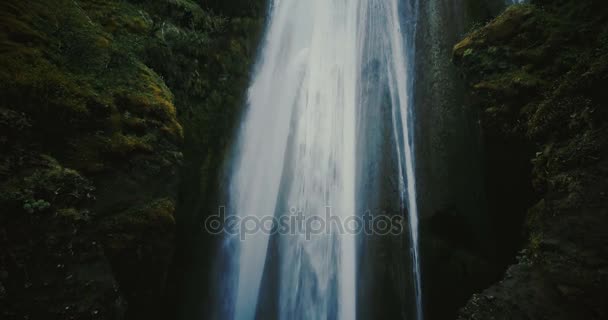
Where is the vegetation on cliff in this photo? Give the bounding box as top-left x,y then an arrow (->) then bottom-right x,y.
454,0 -> 608,318
0,0 -> 264,319
8,0 -> 607,318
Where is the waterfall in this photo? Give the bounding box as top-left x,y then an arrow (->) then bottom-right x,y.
222,0 -> 422,319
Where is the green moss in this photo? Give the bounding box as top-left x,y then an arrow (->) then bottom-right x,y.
22,199 -> 50,213
0,154 -> 94,218
101,198 -> 175,236
455,1 -> 608,317
79,0 -> 152,35
0,0 -> 264,317
474,70 -> 543,95
56,207 -> 84,220
137,0 -> 266,242
0,0 -> 183,156
485,5 -> 535,40
526,231 -> 544,263
107,132 -> 154,155
0,1 -> 185,316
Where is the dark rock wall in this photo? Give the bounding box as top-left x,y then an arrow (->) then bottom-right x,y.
0,1 -> 182,318
0,0 -> 265,319
413,0 -> 516,318
454,1 -> 608,319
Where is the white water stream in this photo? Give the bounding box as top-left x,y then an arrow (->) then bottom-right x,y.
225,1 -> 422,319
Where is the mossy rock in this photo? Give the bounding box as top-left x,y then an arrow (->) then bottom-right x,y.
0,0 -> 185,318
455,0 -> 608,318
1,0 -> 266,318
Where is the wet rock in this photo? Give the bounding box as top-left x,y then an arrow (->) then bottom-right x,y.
455,0 -> 608,319
556,284 -> 583,299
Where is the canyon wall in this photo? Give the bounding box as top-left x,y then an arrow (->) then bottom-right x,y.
454,0 -> 608,318
0,0 -> 265,319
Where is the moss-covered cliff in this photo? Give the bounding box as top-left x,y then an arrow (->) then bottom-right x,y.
454,0 -> 608,318
0,0 -> 264,319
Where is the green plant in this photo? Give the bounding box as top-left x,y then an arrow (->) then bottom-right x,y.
23,199 -> 51,213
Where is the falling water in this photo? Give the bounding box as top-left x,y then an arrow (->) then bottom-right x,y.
385,0 -> 424,318
224,0 -> 422,319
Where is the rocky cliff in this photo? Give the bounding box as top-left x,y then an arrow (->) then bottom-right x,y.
454,1 -> 608,318
0,0 -> 263,319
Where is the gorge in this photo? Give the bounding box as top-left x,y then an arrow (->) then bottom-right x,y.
0,0 -> 607,320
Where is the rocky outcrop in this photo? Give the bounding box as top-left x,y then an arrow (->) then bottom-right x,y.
0,0 -> 181,318
0,0 -> 264,319
454,1 -> 608,319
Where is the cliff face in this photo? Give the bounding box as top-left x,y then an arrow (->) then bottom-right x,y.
414,0 -> 521,318
0,0 -> 264,319
454,1 -> 608,318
